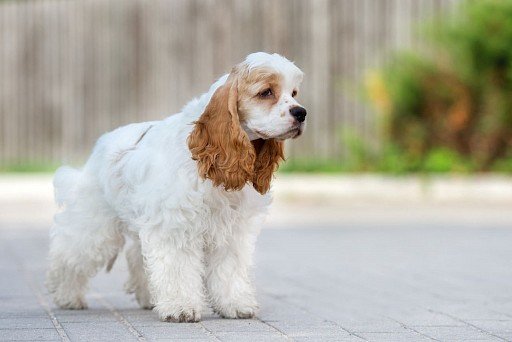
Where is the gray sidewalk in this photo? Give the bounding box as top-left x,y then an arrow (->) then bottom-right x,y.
2,175 -> 512,341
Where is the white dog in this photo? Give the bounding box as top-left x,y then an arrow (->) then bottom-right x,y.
46,52 -> 306,323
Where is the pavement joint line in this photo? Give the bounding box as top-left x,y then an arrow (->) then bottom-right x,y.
197,321 -> 222,341
91,292 -> 147,342
22,271 -> 70,342
91,291 -> 221,341
3,239 -> 71,342
254,317 -> 293,341
262,292 -> 367,341
428,309 -> 510,341
323,321 -> 368,342
197,324 -> 221,341
387,317 -> 441,341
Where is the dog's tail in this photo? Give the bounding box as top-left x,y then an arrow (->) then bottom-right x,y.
53,166 -> 82,207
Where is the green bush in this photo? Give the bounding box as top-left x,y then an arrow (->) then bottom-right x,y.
366,0 -> 512,172
0,162 -> 59,173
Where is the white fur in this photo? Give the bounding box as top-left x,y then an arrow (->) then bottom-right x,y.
243,53 -> 305,140
46,52 -> 303,322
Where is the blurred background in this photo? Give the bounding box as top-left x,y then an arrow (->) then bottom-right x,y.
3,0 -> 512,228
3,0 -> 512,176
0,0 -> 473,171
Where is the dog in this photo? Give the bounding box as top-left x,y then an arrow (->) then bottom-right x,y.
46,52 -> 306,322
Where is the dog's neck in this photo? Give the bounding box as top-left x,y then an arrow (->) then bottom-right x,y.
240,122 -> 267,141
241,123 -> 260,141
242,123 -> 273,156
244,124 -> 265,155
250,138 -> 266,155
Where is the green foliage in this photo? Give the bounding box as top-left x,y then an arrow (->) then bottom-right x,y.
491,154 -> 512,173
280,159 -> 346,173
0,162 -> 59,173
342,131 -> 474,174
422,148 -> 473,173
365,0 -> 512,173
428,0 -> 512,87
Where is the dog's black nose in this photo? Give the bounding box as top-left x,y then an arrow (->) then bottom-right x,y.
290,106 -> 307,123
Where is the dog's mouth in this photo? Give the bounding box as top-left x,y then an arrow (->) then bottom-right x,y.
253,129 -> 270,140
252,123 -> 304,141
274,124 -> 304,141
292,124 -> 304,139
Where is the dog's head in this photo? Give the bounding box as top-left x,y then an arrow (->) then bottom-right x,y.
188,52 -> 306,194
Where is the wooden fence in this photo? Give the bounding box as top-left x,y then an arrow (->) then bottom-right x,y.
0,0 -> 460,168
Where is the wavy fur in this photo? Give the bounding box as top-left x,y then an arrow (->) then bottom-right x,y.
46,52 -> 305,323
188,72 -> 256,192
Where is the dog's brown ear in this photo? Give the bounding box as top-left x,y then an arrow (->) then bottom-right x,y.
188,75 -> 256,191
252,139 -> 284,194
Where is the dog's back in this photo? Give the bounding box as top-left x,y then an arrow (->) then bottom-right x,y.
53,121 -> 157,208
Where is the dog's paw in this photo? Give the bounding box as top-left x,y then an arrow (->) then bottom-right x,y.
164,310 -> 201,323
135,290 -> 154,310
140,303 -> 155,310
215,302 -> 258,319
156,303 -> 201,323
138,300 -> 154,310
233,309 -> 256,319
55,296 -> 88,310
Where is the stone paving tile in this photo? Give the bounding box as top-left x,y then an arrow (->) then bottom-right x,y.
432,306 -> 512,321
264,320 -> 353,339
212,331 -> 288,342
133,324 -> 212,339
149,340 -> 212,342
0,317 -> 55,329
0,272 -> 34,297
293,337 -> 365,342
465,320 -> 512,340
0,304 -> 46,318
118,311 -> 160,326
149,339 -> 212,342
60,321 -> 140,342
357,331 -> 435,342
391,312 -> 465,328
200,317 -> 275,332
53,312 -> 119,323
341,319 -> 407,333
0,328 -> 61,341
0,312 -> 48,320
412,325 -> 505,341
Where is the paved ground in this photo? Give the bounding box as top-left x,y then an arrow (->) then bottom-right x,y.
2,176 -> 512,341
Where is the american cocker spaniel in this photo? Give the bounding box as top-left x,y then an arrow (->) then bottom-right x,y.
46,52 -> 306,322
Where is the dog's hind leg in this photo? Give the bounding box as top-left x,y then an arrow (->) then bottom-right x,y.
124,234 -> 153,309
46,209 -> 124,309
46,170 -> 125,309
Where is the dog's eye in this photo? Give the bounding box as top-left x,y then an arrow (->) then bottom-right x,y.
259,88 -> 273,98
292,90 -> 298,97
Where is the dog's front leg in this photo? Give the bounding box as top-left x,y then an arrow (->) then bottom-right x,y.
139,226 -> 205,322
205,227 -> 259,319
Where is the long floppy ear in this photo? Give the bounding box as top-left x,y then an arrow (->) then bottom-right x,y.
252,139 -> 285,194
188,75 -> 256,191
